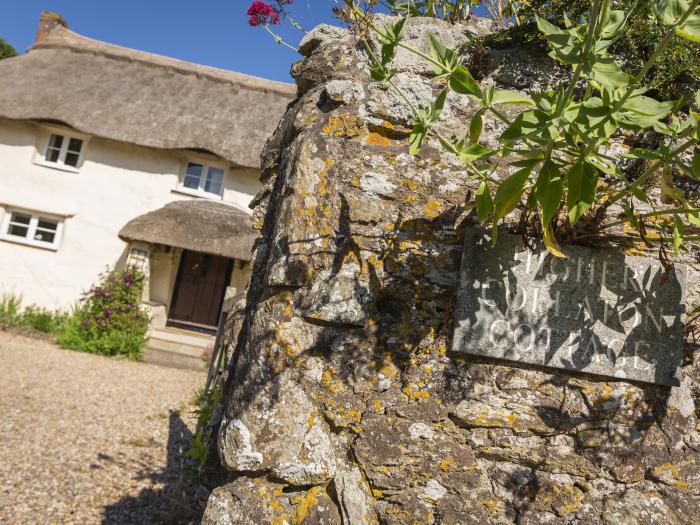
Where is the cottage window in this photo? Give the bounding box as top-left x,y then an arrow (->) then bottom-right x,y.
39,132 -> 85,170
178,162 -> 225,198
0,209 -> 63,250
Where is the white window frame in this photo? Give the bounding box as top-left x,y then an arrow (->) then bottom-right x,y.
34,126 -> 89,173
0,208 -> 65,251
174,158 -> 227,200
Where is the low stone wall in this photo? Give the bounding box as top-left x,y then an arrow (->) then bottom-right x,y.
203,17 -> 700,524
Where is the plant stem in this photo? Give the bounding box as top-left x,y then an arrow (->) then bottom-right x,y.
606,137 -> 697,205
264,25 -> 299,52
599,207 -> 700,231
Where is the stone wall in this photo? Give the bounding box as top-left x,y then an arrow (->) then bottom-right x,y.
203,17 -> 700,524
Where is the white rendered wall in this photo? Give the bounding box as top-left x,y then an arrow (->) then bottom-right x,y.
0,119 -> 260,310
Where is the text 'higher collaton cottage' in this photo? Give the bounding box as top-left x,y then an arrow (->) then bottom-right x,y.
0,13 -> 294,348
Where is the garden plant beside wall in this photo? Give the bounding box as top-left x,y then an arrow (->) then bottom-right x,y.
58,269 -> 149,359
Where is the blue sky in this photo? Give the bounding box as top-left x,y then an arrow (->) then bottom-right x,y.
2,2 -> 491,83
0,1 -> 339,83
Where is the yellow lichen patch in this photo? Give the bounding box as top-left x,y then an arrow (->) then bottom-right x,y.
480,500 -> 500,511
423,198 -> 443,219
379,361 -> 398,379
365,130 -> 393,147
323,114 -> 363,137
649,463 -> 689,490
307,412 -> 316,430
321,368 -> 341,394
437,340 -> 448,357
440,457 -> 455,471
373,399 -> 383,413
344,409 -> 363,423
371,487 -> 384,498
404,194 -> 418,204
291,486 -> 323,524
402,384 -> 430,400
403,179 -> 418,191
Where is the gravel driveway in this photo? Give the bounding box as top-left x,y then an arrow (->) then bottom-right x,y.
0,331 -> 207,524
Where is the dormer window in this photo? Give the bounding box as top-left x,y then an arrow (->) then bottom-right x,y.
177,161 -> 225,199
36,130 -> 87,172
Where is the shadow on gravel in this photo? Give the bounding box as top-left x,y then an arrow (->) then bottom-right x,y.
102,410 -> 203,525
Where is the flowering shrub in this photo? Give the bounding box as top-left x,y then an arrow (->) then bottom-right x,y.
247,1 -> 282,26
58,269 -> 149,359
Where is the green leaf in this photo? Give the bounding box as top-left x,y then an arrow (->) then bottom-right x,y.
652,0 -> 690,25
369,64 -> 394,82
409,124 -> 427,155
427,90 -> 448,125
500,110 -> 560,141
379,18 -> 406,66
623,95 -> 675,117
673,214 -> 684,255
459,143 -> 494,163
536,16 -> 563,37
475,181 -> 494,223
493,166 -> 532,223
566,161 -> 598,225
675,14 -> 700,42
691,154 -> 700,179
686,209 -> 700,226
630,186 -> 652,205
491,89 -> 535,106
587,58 -> 633,89
600,10 -> 626,38
622,148 -> 663,160
534,160 -> 563,225
469,109 -> 484,144
449,66 -> 482,98
617,95 -> 675,129
428,34 -> 460,78
543,223 -> 566,258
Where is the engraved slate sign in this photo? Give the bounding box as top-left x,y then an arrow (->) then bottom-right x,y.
452,229 -> 687,386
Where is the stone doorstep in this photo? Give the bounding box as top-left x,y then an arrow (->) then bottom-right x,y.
142,327 -> 213,371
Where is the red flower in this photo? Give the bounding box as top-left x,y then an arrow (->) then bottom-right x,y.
247,1 -> 281,26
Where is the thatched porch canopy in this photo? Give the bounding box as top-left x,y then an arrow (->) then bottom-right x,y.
119,200 -> 257,261
0,26 -> 295,168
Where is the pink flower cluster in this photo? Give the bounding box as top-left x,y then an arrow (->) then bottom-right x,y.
247,0 -> 292,26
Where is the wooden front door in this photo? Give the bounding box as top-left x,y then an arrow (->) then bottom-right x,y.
169,250 -> 233,330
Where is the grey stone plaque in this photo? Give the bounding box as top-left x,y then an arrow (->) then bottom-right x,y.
452,229 -> 687,386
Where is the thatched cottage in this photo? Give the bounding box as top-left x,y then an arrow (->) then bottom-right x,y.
0,12 -> 294,357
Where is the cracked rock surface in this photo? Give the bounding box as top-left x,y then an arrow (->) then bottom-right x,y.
203,16 -> 700,524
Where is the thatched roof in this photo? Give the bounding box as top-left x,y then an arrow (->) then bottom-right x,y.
119,200 -> 257,260
0,25 -> 296,168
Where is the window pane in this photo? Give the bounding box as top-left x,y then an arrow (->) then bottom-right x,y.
184,163 -> 203,190
183,174 -> 200,190
64,152 -> 80,167
8,224 -> 29,238
204,167 -> 224,195
10,213 -> 31,225
37,219 -> 58,232
45,134 -> 63,163
48,134 -> 64,150
34,229 -> 56,244
186,163 -> 203,178
67,138 -> 83,154
46,147 -> 61,163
